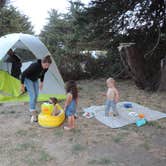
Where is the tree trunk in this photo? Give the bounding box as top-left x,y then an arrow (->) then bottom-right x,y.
118,43 -> 164,91
158,57 -> 166,91
119,43 -> 147,89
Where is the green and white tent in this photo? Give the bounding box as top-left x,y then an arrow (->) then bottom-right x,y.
0,33 -> 66,103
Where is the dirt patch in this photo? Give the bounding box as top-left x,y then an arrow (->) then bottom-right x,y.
0,79 -> 166,166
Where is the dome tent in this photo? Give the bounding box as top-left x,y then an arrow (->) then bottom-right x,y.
0,33 -> 65,103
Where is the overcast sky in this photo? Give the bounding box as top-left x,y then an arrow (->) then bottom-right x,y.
11,0 -> 91,34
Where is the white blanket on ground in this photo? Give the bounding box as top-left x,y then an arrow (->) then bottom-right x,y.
83,101 -> 166,128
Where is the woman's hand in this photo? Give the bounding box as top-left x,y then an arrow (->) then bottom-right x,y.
21,84 -> 25,93
39,82 -> 43,90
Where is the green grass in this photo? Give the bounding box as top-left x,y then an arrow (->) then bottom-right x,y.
0,110 -> 16,114
72,143 -> 86,154
88,160 -> 98,165
27,129 -> 39,138
147,121 -> 158,126
0,110 -> 5,114
15,127 -> 37,138
54,128 -> 64,137
9,110 -> 16,114
113,136 -> 122,143
15,142 -> 36,151
88,157 -> 113,165
98,158 -> 113,165
0,145 -> 5,153
39,150 -> 53,162
112,132 -> 128,143
23,158 -> 37,166
83,123 -> 89,127
147,121 -> 163,129
141,140 -> 150,150
72,128 -> 81,134
15,129 -> 27,137
22,148 -> 53,166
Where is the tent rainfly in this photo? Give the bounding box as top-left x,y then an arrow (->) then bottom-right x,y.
0,33 -> 66,103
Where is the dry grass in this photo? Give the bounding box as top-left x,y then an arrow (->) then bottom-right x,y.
0,78 -> 165,166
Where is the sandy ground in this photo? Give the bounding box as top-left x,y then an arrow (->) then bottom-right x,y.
0,78 -> 166,166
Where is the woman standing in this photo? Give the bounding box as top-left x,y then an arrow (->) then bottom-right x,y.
21,55 -> 52,123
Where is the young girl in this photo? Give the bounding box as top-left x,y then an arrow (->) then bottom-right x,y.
105,77 -> 119,117
64,80 -> 78,130
49,97 -> 60,116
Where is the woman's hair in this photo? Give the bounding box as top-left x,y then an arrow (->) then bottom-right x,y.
66,80 -> 78,99
42,55 -> 52,64
49,97 -> 58,104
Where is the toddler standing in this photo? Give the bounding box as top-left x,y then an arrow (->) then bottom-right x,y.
64,80 -> 78,130
105,77 -> 119,116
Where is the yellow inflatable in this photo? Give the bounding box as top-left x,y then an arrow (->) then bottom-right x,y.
38,103 -> 65,128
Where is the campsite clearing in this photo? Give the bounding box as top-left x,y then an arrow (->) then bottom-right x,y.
0,78 -> 165,166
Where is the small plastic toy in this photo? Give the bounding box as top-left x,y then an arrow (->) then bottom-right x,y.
128,112 -> 147,127
136,118 -> 146,127
138,113 -> 145,119
124,103 -> 132,108
128,112 -> 138,117
82,112 -> 95,119
136,113 -> 146,127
